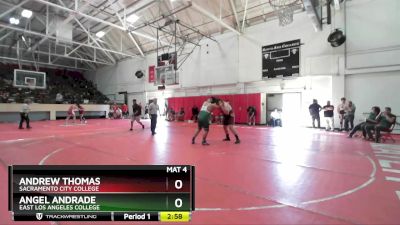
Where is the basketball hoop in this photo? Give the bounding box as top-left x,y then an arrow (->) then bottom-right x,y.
269,0 -> 300,26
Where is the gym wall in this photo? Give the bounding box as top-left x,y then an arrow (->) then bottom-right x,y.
167,93 -> 261,124
85,0 -> 400,128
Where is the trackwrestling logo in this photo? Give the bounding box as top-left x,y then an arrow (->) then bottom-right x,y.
36,213 -> 43,220
40,214 -> 97,220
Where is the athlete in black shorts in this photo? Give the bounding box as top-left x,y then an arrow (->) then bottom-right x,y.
218,100 -> 240,144
130,99 -> 145,130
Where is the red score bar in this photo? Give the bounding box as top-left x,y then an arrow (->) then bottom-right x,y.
11,165 -> 193,194
13,176 -> 191,193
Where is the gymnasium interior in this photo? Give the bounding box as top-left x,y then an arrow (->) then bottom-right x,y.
0,0 -> 399,224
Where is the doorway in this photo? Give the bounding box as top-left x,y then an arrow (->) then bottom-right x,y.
266,93 -> 283,126
266,92 -> 302,127
282,92 -> 302,127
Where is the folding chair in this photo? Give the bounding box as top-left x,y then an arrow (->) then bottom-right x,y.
381,122 -> 397,143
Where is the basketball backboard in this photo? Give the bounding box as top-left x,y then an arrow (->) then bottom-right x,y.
13,69 -> 46,89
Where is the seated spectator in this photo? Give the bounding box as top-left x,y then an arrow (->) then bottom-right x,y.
0,68 -> 109,104
112,103 -> 119,118
56,92 -> 63,104
121,103 -> 128,118
365,107 -> 396,143
115,107 -> 123,119
348,106 -> 380,138
108,106 -> 114,119
270,108 -> 282,127
177,108 -> 185,121
165,108 -> 171,121
166,108 -> 175,121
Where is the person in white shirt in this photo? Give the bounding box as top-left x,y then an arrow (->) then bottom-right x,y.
115,108 -> 123,119
270,108 -> 282,127
337,97 -> 346,131
19,99 -> 32,129
56,93 -> 63,104
148,98 -> 160,135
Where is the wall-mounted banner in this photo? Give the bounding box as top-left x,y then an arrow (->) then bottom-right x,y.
148,65 -> 155,83
262,39 -> 300,79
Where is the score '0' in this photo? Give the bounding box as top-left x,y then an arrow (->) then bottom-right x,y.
175,198 -> 182,208
175,180 -> 182,189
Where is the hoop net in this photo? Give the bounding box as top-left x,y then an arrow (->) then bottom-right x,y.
28,84 -> 36,90
26,79 -> 36,90
269,0 -> 299,26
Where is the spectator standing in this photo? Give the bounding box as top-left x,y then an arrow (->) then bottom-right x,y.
323,101 -> 335,131
337,97 -> 346,131
309,99 -> 322,128
247,106 -> 256,126
149,98 -> 160,135
344,101 -> 356,131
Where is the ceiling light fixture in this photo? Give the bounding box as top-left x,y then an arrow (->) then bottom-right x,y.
95,31 -> 105,38
9,17 -> 20,25
21,9 -> 33,18
126,14 -> 139,24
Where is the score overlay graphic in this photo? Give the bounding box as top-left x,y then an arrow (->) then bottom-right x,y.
262,39 -> 300,78
8,165 -> 195,222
